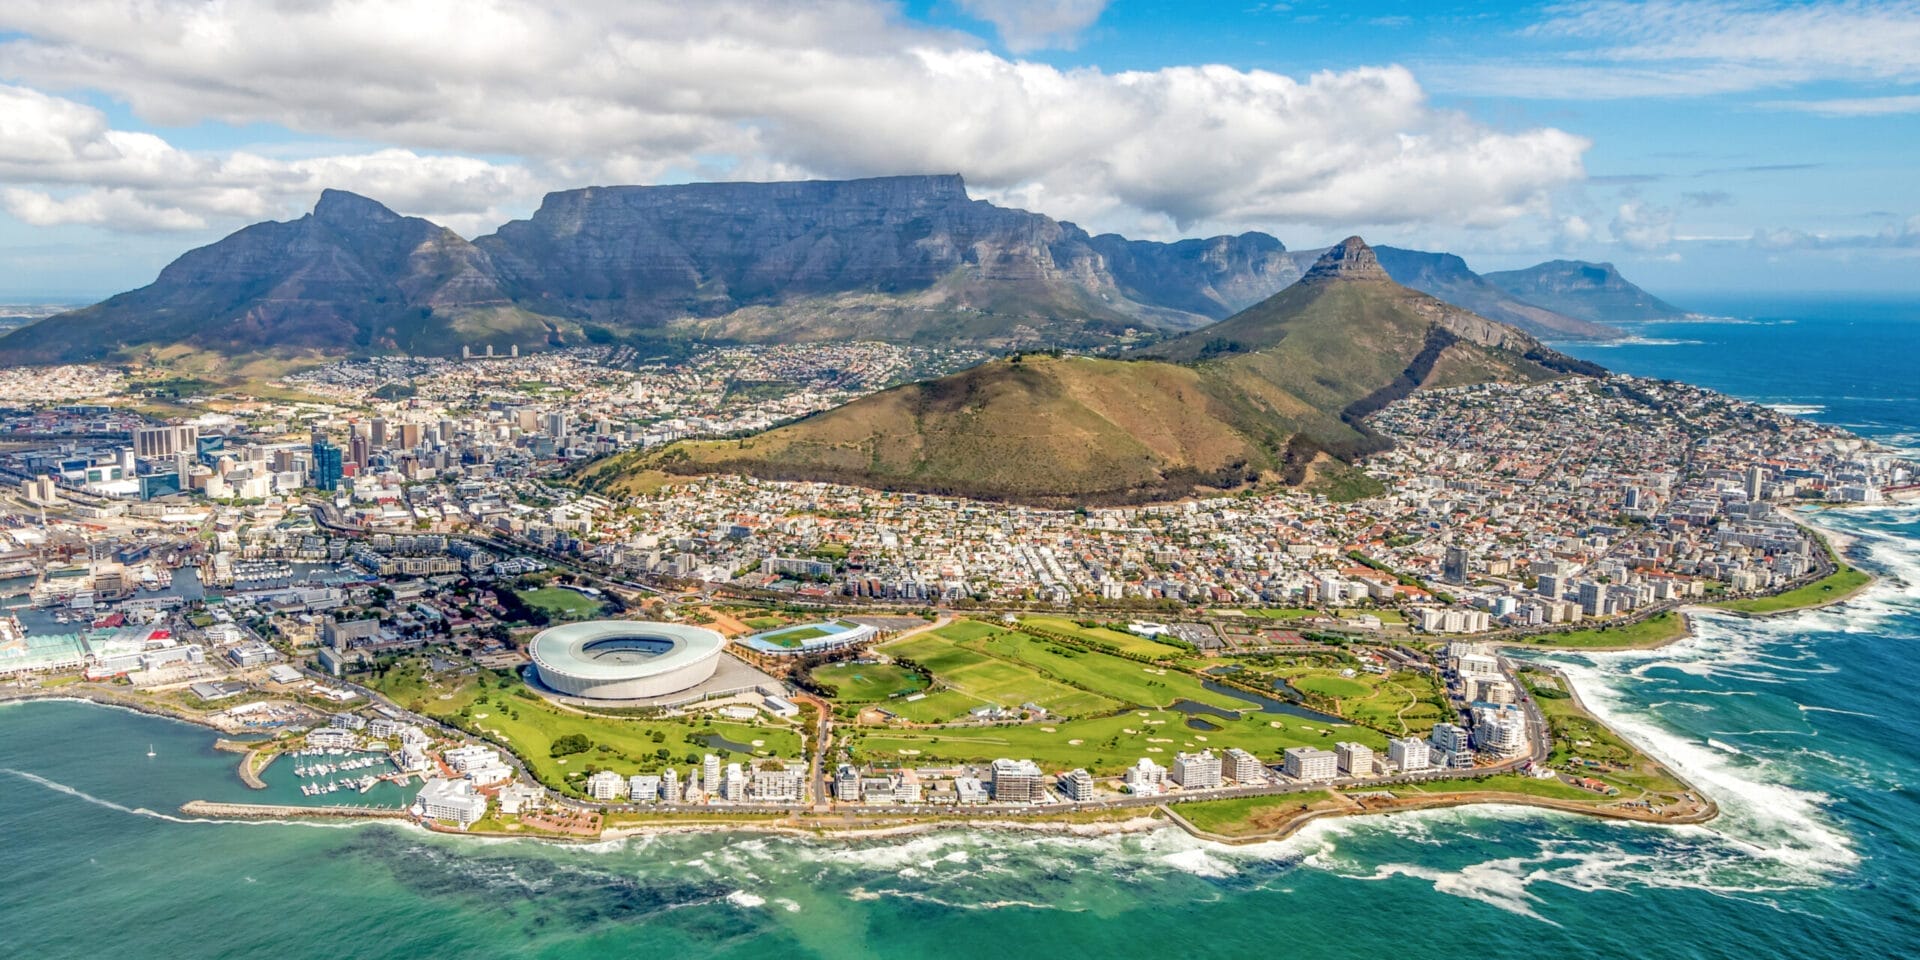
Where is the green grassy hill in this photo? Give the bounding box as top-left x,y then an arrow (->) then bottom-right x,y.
583,237 -> 1599,506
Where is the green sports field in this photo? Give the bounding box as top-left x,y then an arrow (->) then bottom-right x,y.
809,662 -> 929,702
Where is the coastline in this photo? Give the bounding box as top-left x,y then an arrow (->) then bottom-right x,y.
5,505 -> 1897,849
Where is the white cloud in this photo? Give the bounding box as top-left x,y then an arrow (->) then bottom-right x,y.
1434,0 -> 1920,99
958,0 -> 1109,52
1760,93 -> 1920,116
1750,215 -> 1920,250
0,0 -> 1588,237
1610,199 -> 1675,249
0,84 -> 540,232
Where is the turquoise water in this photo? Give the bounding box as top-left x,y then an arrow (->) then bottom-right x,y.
4,298 -> 1919,958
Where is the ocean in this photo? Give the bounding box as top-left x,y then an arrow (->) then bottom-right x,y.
4,296 -> 1918,959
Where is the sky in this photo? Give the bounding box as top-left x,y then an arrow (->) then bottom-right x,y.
1,0 -> 1917,302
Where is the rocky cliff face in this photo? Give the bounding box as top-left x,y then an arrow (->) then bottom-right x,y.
473,175 -> 1286,331
1483,260 -> 1687,324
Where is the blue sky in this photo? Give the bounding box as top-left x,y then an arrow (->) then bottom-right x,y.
1,1 -> 1917,302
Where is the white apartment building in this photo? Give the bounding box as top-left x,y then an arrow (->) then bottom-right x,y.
1171,750 -> 1223,790
1282,746 -> 1340,782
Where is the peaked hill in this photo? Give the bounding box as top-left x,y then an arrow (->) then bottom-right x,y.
0,191 -> 570,365
584,238 -> 1602,507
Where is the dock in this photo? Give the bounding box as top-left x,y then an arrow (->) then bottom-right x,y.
179,800 -> 409,821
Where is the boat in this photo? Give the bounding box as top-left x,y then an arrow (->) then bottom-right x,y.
146,744 -> 156,758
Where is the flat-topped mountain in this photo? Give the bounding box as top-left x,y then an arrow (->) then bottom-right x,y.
476,175 -> 1297,346
585,237 -> 1602,507
0,176 -> 1665,366
1483,259 -> 1688,324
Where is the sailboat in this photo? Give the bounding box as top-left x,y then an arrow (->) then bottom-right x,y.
146,744 -> 156,758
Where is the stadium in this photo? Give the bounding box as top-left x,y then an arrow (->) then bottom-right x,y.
740,619 -> 879,656
527,620 -> 728,700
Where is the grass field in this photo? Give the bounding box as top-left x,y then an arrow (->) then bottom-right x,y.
978,631 -> 1254,711
1292,675 -> 1371,698
1398,772 -> 1609,804
370,659 -> 800,797
1174,791 -> 1334,837
1231,655 -> 1448,737
1711,565 -> 1871,615
517,587 -> 605,620
756,625 -> 833,646
743,617 -> 786,630
1018,616 -> 1190,659
880,628 -> 1121,721
1517,668 -> 1692,802
1514,611 -> 1690,649
810,662 -> 928,702
846,706 -> 1385,774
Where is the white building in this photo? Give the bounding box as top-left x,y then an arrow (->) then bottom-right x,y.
416,777 -> 487,826
586,770 -> 627,801
1057,768 -> 1096,801
1388,737 -> 1431,773
1222,747 -> 1266,784
1171,750 -> 1223,790
1430,722 -> 1475,768
991,758 -> 1045,803
1124,757 -> 1167,795
628,774 -> 662,802
1282,746 -> 1339,782
1334,741 -> 1374,777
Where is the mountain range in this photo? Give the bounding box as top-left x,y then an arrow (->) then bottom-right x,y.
0,176 -> 1682,366
577,238 -> 1605,507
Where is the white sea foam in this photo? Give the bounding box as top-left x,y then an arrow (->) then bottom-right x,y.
725,890 -> 765,908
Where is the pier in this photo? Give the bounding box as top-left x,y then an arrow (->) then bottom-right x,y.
179,801 -> 409,821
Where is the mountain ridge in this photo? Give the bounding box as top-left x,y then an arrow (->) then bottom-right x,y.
0,177 -> 1668,365
585,237 -> 1602,507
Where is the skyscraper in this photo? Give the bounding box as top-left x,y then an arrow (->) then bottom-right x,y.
1444,545 -> 1471,583
311,437 -> 344,492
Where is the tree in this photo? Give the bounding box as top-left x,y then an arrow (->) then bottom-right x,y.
550,733 -> 591,757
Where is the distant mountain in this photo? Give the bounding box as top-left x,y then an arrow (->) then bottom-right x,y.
1482,260 -> 1688,324
1371,247 -> 1624,341
0,176 -> 1664,367
584,238 -> 1600,507
0,190 -> 566,365
475,175 -> 1291,348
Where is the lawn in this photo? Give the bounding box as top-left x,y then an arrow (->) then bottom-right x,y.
1174,791 -> 1334,837
1398,773 -> 1609,804
1231,656 -> 1448,737
369,659 -> 801,797
1018,616 -> 1191,659
517,587 -> 605,620
979,631 -> 1254,711
880,630 -> 1120,720
1292,674 -> 1372,698
846,706 -> 1385,775
1710,565 -> 1871,615
1518,669 -> 1692,801
1514,611 -> 1690,649
757,625 -> 833,646
743,616 -> 786,630
879,689 -> 993,724
810,662 -> 929,702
